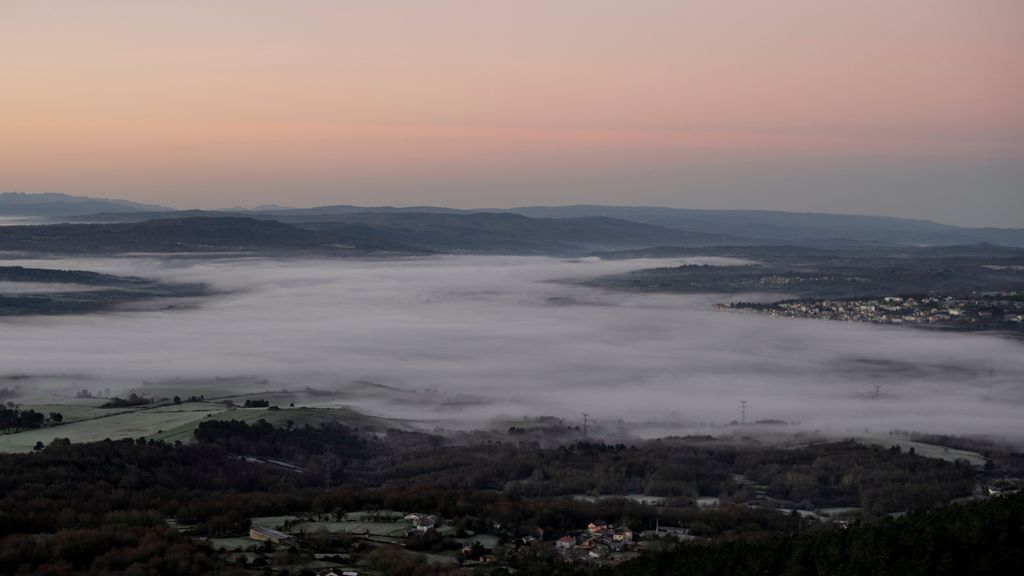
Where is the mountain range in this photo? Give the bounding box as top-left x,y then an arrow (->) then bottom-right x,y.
0,192 -> 168,217
2,192 -> 1023,253
0,214 -> 742,255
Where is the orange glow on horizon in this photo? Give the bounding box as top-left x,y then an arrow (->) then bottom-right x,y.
1,0 -> 1021,223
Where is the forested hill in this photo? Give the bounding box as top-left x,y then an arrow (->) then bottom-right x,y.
601,491 -> 1024,576
0,217 -> 416,255
6,193 -> 1024,247
0,265 -> 207,316
497,205 -> 1024,247
0,192 -> 166,216
0,266 -> 150,286
299,212 -> 743,253
0,213 -> 747,255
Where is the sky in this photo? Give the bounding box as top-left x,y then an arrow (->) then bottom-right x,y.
1,1 -> 1022,226
3,255 -> 1024,448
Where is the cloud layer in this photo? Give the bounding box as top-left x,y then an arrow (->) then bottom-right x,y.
2,255 -> 1023,442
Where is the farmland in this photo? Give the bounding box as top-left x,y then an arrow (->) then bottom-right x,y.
0,389 -> 394,453
0,401 -> 231,452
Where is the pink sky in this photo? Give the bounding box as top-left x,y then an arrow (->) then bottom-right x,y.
2,1 -> 1022,225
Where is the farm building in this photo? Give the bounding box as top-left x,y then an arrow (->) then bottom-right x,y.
404,512 -> 439,531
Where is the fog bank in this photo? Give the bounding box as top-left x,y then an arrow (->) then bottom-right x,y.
2,255 -> 1023,442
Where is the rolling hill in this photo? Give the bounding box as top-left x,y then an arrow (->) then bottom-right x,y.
0,213 -> 744,255
6,193 -> 1024,249
0,192 -> 168,217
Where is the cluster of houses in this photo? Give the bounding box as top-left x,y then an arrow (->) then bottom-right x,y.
726,292 -> 1024,331
403,512 -> 439,533
555,520 -> 637,563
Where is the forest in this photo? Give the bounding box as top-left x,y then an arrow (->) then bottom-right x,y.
0,265 -> 207,316
595,491 -> 1024,576
0,418 -> 1017,574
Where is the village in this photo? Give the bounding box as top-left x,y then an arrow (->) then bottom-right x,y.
552,519 -> 700,564
725,292 -> 1024,332
194,508 -> 707,574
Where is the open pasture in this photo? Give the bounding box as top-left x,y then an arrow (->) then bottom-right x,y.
0,402 -> 231,452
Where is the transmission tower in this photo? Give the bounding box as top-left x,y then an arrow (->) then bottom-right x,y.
582,413 -> 590,437
740,401 -> 747,425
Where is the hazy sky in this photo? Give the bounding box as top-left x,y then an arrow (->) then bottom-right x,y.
2,1 -> 1022,225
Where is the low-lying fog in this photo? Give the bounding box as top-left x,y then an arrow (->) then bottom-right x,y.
3,255 -> 1023,442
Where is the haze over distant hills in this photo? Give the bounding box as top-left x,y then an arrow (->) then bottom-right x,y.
0,192 -> 168,217
489,205 -> 1024,247
3,192 -> 1024,251
0,214 -> 744,256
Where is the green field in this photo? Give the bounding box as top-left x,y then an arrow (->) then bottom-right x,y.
291,520 -> 413,538
0,393 -> 399,452
858,436 -> 987,466
10,403 -> 121,423
0,402 -> 231,452
249,515 -> 306,530
205,537 -> 260,552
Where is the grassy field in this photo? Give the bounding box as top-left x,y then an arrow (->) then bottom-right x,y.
9,403 -> 122,423
0,402 -> 232,452
291,520 -> 413,538
205,537 -> 260,552
145,405 -> 278,443
250,515 -> 306,529
0,394 -> 398,452
858,435 -> 987,466
149,405 -> 391,443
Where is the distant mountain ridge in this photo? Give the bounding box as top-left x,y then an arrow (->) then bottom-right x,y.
0,213 -> 747,256
0,192 -> 168,216
236,203 -> 1024,246
0,217 -> 418,255
299,211 -> 746,253
3,193 -> 1024,248
488,205 -> 1024,246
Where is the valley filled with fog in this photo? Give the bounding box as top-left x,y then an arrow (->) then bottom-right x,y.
3,255 -> 1023,443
